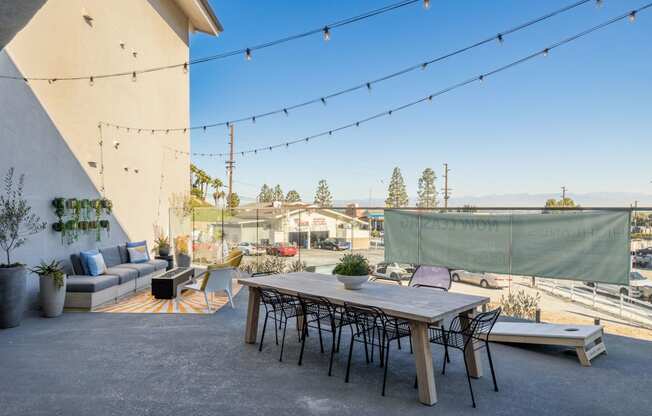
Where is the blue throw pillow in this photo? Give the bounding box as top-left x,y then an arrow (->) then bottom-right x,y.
86,253 -> 107,276
126,241 -> 150,262
80,249 -> 100,276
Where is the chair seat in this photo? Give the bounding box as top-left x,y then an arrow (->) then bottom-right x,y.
430,327 -> 468,350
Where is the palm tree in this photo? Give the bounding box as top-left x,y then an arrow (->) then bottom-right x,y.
212,178 -> 225,206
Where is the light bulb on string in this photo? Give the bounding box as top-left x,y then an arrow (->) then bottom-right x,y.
323,26 -> 330,41
478,75 -> 485,82
497,34 -> 504,44
252,116 -> 256,124
421,62 -> 428,70
543,48 -> 549,57
89,76 -> 94,86
321,97 -> 327,106
283,109 -> 289,116
423,0 -> 430,9
366,82 -> 372,93
132,71 -> 137,82
245,48 -> 252,60
183,62 -> 188,74
595,0 -> 603,8
629,11 -> 636,22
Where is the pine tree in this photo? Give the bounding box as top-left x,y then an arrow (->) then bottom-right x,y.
416,168 -> 437,208
285,190 -> 301,203
313,179 -> 333,207
385,167 -> 409,208
257,184 -> 273,203
272,184 -> 284,202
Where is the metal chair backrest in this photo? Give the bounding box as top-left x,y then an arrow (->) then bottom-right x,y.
450,307 -> 501,349
343,302 -> 388,332
408,266 -> 452,291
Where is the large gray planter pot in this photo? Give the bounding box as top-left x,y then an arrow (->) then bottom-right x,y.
39,274 -> 66,318
176,253 -> 191,268
0,266 -> 27,329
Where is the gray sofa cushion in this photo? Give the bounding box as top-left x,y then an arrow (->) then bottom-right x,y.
69,254 -> 85,275
66,275 -> 119,293
147,259 -> 168,271
105,267 -> 138,284
118,262 -> 156,277
100,246 -> 122,268
118,245 -> 129,263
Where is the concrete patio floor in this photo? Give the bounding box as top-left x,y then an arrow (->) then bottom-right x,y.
1,288 -> 650,416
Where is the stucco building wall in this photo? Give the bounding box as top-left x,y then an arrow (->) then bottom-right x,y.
0,0 -> 195,305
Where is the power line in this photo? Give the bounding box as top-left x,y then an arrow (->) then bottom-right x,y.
100,0 -> 596,133
163,4 -> 651,159
0,0 -> 424,83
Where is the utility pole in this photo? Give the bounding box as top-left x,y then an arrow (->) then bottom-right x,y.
561,186 -> 567,201
443,163 -> 451,209
226,125 -> 235,207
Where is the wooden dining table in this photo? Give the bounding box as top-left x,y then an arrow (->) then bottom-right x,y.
238,272 -> 490,406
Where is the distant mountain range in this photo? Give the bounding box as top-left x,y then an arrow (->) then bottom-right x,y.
333,192 -> 652,208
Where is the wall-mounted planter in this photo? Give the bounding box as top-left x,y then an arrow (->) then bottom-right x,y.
91,199 -> 102,209
88,221 -> 98,229
99,220 -> 110,229
52,222 -> 64,232
52,198 -> 65,210
78,221 -> 89,230
64,220 -> 77,231
65,198 -> 79,209
80,199 -> 90,209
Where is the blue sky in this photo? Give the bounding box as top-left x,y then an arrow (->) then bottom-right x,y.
188,0 -> 651,203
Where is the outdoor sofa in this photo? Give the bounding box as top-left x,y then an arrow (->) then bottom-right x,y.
64,244 -> 167,309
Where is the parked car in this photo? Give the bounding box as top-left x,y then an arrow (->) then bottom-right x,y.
266,243 -> 298,257
371,262 -> 415,282
451,270 -> 510,289
237,242 -> 265,256
317,239 -> 350,251
585,271 -> 652,299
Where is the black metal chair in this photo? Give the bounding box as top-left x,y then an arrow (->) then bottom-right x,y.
342,303 -> 411,396
429,307 -> 502,408
257,288 -> 301,362
297,294 -> 345,376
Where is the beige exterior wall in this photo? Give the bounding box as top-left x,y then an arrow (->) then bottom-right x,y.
5,0 -> 192,245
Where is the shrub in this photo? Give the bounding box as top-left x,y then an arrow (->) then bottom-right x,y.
499,290 -> 540,320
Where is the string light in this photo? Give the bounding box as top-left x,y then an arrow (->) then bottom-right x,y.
497,33 -> 504,44
323,26 -> 330,41
183,62 -> 188,73
596,0 -> 603,7
131,71 -> 137,82
245,48 -> 252,61
423,0 -> 430,9
366,82 -> 372,92
89,76 -> 94,86
321,97 -> 327,105
543,48 -> 550,57
157,6 -> 649,160
629,10 -> 637,22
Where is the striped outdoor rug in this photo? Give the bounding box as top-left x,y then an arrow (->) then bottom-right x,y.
93,284 -> 241,314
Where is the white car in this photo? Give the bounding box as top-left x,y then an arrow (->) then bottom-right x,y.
237,242 -> 265,256
586,271 -> 652,300
371,262 -> 416,283
451,270 -> 510,289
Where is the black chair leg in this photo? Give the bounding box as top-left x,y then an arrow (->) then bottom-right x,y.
361,325 -> 370,364
279,319 -> 288,362
409,333 -> 413,354
382,338 -> 391,396
413,375 -> 418,389
298,319 -> 308,366
328,321 -> 337,376
462,354 -> 477,408
259,313 -> 269,352
345,333 -> 355,383
274,313 -> 279,346
336,324 -> 343,352
316,316 -> 324,353
486,342 -> 499,392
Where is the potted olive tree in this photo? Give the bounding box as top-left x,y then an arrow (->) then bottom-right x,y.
154,235 -> 171,257
31,260 -> 66,318
174,235 -> 191,267
0,168 -> 47,328
333,253 -> 370,290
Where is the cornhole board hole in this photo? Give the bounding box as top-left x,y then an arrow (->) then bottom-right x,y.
486,322 -> 607,367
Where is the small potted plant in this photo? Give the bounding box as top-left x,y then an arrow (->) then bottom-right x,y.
154,235 -> 171,257
333,253 -> 370,290
78,220 -> 89,230
31,260 -> 66,318
0,168 -> 47,328
174,235 -> 191,267
65,198 -> 79,210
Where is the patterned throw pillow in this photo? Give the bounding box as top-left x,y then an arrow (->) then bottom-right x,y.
86,253 -> 107,276
126,240 -> 150,262
127,245 -> 149,264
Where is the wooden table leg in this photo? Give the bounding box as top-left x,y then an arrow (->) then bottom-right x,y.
409,320 -> 437,406
459,308 -> 483,378
245,287 -> 261,344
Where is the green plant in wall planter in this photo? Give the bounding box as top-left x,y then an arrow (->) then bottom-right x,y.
78,220 -> 89,231
101,198 -> 113,215
99,220 -> 110,236
65,198 -> 79,210
93,199 -> 102,241
64,220 -> 78,245
51,198 -> 66,242
80,199 -> 91,220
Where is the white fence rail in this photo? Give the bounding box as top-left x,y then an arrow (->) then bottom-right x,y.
535,279 -> 652,328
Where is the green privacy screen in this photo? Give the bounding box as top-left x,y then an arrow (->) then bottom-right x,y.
384,210 -> 631,284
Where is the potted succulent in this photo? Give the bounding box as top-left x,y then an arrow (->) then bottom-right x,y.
0,168 -> 47,328
174,235 -> 191,267
154,235 -> 171,257
333,253 -> 370,290
65,198 -> 79,210
78,220 -> 89,230
31,260 -> 66,318
88,220 -> 98,229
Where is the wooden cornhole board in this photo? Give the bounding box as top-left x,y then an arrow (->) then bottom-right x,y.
486,322 -> 607,367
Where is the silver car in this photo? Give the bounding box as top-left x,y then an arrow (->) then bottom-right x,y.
451,270 -> 510,289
